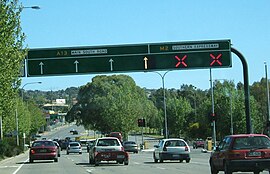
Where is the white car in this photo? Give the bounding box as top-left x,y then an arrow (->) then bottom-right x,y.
67,142 -> 82,155
153,138 -> 191,163
89,137 -> 129,166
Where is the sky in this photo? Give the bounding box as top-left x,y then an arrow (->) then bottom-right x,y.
19,0 -> 270,91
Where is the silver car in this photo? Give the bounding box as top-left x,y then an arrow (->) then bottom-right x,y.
153,138 -> 191,163
123,141 -> 139,153
67,142 -> 82,155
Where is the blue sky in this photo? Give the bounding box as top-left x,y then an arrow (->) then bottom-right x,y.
20,0 -> 270,91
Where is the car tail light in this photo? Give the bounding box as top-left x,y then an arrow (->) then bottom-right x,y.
185,146 -> 189,151
31,149 -> 35,154
93,147 -> 98,156
227,151 -> 241,159
121,147 -> 124,151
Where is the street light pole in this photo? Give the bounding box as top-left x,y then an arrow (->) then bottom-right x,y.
150,71 -> 171,139
210,69 -> 217,148
17,82 -> 42,146
265,62 -> 270,136
21,82 -> 42,101
16,5 -> 41,10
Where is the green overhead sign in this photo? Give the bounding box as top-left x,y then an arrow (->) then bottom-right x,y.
26,40 -> 231,77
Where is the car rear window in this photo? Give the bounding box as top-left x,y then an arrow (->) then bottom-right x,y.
70,143 -> 80,146
33,141 -> 55,147
233,136 -> 270,150
97,139 -> 120,146
124,141 -> 136,145
165,140 -> 186,147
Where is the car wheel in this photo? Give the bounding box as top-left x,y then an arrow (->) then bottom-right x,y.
179,159 -> 183,163
210,160 -> 218,174
153,153 -> 158,163
224,161 -> 232,174
54,158 -> 58,162
159,153 -> 163,163
89,157 -> 94,164
253,171 -> 260,174
124,158 -> 129,165
186,159 -> 190,163
79,152 -> 82,154
94,159 -> 99,166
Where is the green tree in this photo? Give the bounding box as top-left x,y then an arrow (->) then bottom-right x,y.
166,96 -> 192,138
0,0 -> 26,138
71,75 -> 158,139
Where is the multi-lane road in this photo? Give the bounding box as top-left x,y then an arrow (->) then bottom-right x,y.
0,125 -> 269,174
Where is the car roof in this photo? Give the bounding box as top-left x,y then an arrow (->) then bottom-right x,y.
69,141 -> 80,144
162,138 -> 186,141
226,134 -> 269,138
98,137 -> 119,140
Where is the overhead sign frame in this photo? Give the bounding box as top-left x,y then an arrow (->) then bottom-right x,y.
26,39 -> 231,77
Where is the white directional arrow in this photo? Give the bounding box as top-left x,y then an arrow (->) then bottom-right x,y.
39,62 -> 44,74
74,60 -> 79,72
144,57 -> 148,70
109,59 -> 114,71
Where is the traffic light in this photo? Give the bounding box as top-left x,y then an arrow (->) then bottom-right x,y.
208,112 -> 217,122
137,118 -> 145,127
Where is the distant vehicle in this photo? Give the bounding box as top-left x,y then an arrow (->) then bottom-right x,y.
70,129 -> 76,133
53,141 -> 61,157
108,132 -> 123,142
69,129 -> 79,135
73,130 -> 78,135
193,138 -> 205,149
153,138 -> 191,163
58,139 -> 69,151
86,139 -> 96,153
123,141 -> 138,153
80,139 -> 88,148
89,137 -> 129,166
209,134 -> 270,174
29,140 -> 58,163
66,142 -> 82,155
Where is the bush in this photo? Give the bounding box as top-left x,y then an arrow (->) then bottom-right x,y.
0,138 -> 23,158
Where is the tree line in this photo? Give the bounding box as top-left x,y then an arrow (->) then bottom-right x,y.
66,74 -> 270,141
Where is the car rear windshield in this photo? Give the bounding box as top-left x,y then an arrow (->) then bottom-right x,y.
165,140 -> 186,147
233,136 -> 270,150
97,139 -> 120,146
124,141 -> 136,145
32,141 -> 55,147
70,143 -> 80,146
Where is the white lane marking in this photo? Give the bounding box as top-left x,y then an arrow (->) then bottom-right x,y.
134,162 -> 140,165
86,169 -> 94,173
156,167 -> 166,170
12,158 -> 28,174
0,166 -> 18,168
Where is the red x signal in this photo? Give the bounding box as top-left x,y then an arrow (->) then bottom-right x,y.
210,54 -> 222,66
175,55 -> 188,68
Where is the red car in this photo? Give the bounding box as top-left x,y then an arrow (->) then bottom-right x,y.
29,140 -> 59,163
89,137 -> 129,166
108,132 -> 123,142
209,134 -> 270,174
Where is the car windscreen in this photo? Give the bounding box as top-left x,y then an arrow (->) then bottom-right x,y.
70,143 -> 80,147
165,140 -> 186,147
32,141 -> 55,147
233,136 -> 270,150
97,139 -> 120,146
